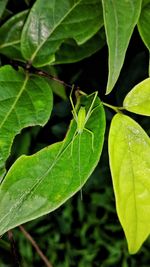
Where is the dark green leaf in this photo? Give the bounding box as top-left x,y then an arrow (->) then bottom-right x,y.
42,66 -> 67,100
102,0 -> 142,94
54,29 -> 105,64
138,0 -> 150,50
21,0 -> 103,66
0,0 -> 8,19
0,65 -> 53,179
0,10 -> 28,60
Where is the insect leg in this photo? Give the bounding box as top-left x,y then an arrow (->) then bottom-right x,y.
69,86 -> 78,122
84,128 -> 94,151
70,129 -> 78,156
85,91 -> 98,124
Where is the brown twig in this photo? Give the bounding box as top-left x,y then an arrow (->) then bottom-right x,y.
11,59 -> 75,90
19,225 -> 53,267
7,230 -> 21,267
35,69 -> 73,89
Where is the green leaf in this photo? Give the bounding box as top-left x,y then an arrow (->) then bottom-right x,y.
54,29 -> 105,64
138,0 -> 150,50
49,79 -> 67,100
21,0 -> 103,67
0,93 -> 105,235
123,78 -> 150,116
0,10 -> 28,60
102,0 -> 142,94
0,0 -> 8,19
109,114 -> 150,254
41,66 -> 67,100
149,54 -> 150,76
0,65 -> 53,179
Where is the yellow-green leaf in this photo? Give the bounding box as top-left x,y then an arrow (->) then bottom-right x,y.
123,78 -> 150,116
109,114 -> 150,254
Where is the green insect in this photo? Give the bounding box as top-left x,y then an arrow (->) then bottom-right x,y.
69,87 -> 98,153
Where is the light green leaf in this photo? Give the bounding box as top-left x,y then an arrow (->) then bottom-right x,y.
21,0 -> 103,67
109,114 -> 150,254
138,0 -> 150,50
149,53 -> 150,76
102,0 -> 142,94
0,65 -> 53,179
0,93 -> 105,235
123,78 -> 150,116
54,29 -> 105,64
0,10 -> 28,60
0,0 -> 8,18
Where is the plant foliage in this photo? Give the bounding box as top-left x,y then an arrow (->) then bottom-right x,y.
0,0 -> 150,264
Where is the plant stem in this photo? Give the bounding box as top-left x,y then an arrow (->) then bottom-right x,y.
11,59 -> 75,90
102,102 -> 124,113
19,225 -> 53,267
0,238 -> 10,250
7,230 -> 21,267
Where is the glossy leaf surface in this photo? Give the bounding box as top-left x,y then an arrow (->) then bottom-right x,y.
138,0 -> 150,50
109,114 -> 150,254
0,93 -> 106,235
0,10 -> 28,60
0,65 -> 53,179
102,0 -> 142,94
123,78 -> 150,116
21,0 -> 103,66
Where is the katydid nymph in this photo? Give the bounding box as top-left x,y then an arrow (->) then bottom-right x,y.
69,88 -> 98,154
69,88 -> 98,199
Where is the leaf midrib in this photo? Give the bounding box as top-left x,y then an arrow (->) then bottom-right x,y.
0,73 -> 29,129
124,120 -> 138,245
0,136 -> 73,229
0,105 -> 101,232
